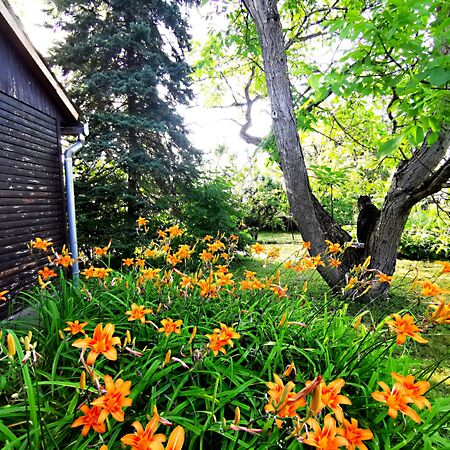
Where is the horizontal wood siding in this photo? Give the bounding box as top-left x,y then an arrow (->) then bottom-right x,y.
0,91 -> 66,317
0,28 -> 61,119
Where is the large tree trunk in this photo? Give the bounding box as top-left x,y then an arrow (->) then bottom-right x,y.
242,0 -> 450,297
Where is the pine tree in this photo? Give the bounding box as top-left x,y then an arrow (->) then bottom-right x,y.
51,0 -> 201,250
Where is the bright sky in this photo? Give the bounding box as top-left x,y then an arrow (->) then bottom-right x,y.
8,0 -> 271,166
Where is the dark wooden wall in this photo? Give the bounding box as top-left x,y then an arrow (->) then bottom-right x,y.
0,28 -> 66,317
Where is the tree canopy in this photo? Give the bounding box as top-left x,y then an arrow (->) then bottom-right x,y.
195,0 -> 450,295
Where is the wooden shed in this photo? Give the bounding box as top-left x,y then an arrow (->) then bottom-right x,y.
0,1 -> 82,316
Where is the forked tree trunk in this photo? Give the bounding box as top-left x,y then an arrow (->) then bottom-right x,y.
242,0 -> 450,298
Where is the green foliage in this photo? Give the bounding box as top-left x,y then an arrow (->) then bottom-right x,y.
399,205 -> 450,260
180,175 -> 244,237
1,230 -> 449,449
51,0 -> 201,249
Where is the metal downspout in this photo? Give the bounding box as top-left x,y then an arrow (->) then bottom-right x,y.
64,135 -> 84,285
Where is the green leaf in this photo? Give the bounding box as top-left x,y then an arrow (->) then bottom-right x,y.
377,135 -> 403,158
428,68 -> 450,86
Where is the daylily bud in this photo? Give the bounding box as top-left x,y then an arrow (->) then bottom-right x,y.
164,349 -> 171,366
188,326 -> 197,345
166,425 -> 185,450
233,406 -> 240,425
58,330 -> 65,340
278,312 -> 287,327
80,371 -> 86,390
7,333 -> 16,359
309,381 -> 323,415
24,336 -> 31,352
283,362 -> 295,377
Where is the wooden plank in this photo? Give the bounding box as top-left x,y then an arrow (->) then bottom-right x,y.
0,160 -> 61,181
0,225 -> 63,247
0,215 -> 62,231
0,107 -> 57,139
0,208 -> 63,222
1,139 -> 60,165
0,116 -> 57,146
0,225 -> 64,244
0,131 -> 56,156
0,238 -> 64,258
0,98 -> 57,130
0,155 -> 60,176
0,253 -> 52,277
0,203 -> 62,214
0,91 -> 56,125
0,189 -> 62,199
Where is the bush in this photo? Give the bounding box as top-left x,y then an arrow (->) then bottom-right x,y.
0,231 -> 449,449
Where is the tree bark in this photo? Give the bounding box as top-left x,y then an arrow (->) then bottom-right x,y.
242,0 -> 450,298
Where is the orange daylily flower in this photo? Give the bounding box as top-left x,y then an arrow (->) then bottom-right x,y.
391,372 -> 431,410
206,332 -> 227,356
302,240 -> 311,250
38,266 -> 57,280
325,240 -> 341,254
437,261 -> 450,274
427,299 -> 450,325
141,268 -> 161,280
30,237 -> 52,251
216,272 -> 234,287
0,290 -> 9,301
386,313 -> 428,345
166,224 -> 183,238
53,253 -> 75,268
72,323 -> 121,366
81,266 -> 96,279
199,250 -> 214,262
64,320 -> 89,335
197,279 -> 217,298
208,240 -> 225,253
270,284 -> 288,298
71,404 -> 106,436
267,247 -> 281,259
158,318 -> 183,336
371,381 -> 421,423
91,375 -> 132,423
376,272 -> 392,284
264,374 -> 306,428
316,378 -> 352,423
336,417 -> 373,450
157,230 -> 167,239
203,235 -> 213,242
135,258 -> 146,268
329,258 -> 342,268
250,242 -> 265,254
121,415 -> 166,450
144,248 -> 157,258
136,216 -> 149,229
93,241 -> 111,257
302,414 -> 348,449
123,258 -> 134,266
93,268 -> 113,279
176,244 -> 193,260
419,280 -> 449,297
126,303 -> 153,324
213,323 -> 240,347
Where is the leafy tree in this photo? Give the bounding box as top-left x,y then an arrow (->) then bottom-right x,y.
196,0 -> 450,297
180,175 -> 245,237
50,0 -> 201,251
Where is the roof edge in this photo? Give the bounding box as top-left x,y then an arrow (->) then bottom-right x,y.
0,0 -> 80,123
